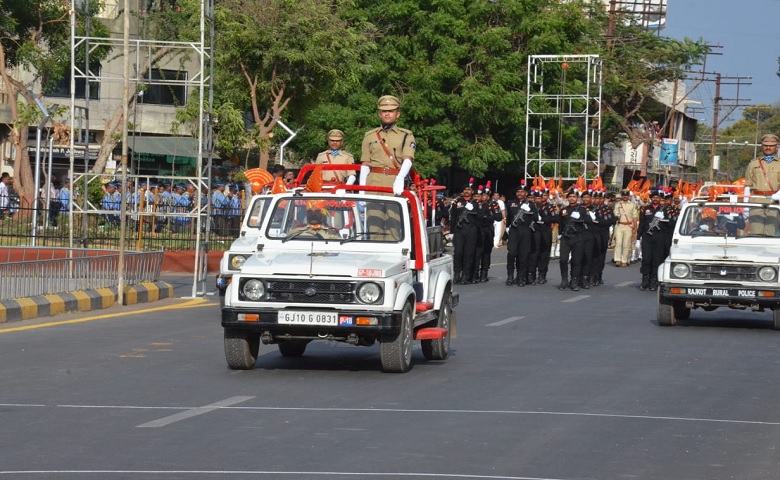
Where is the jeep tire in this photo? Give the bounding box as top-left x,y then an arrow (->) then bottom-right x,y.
657,292 -> 677,327
380,302 -> 414,373
278,340 -> 309,357
224,328 -> 260,370
421,290 -> 452,361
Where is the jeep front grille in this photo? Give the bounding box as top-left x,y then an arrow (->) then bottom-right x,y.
266,280 -> 356,303
690,264 -> 757,282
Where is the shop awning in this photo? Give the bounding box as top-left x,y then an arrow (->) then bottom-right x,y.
126,136 -> 220,165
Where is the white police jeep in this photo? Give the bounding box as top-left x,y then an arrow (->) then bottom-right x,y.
657,193 -> 780,329
216,194 -> 274,306
220,184 -> 457,373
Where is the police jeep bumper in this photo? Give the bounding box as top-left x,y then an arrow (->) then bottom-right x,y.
659,283 -> 780,309
221,307 -> 402,339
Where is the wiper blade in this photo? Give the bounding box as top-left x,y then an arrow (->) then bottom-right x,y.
340,232 -> 371,244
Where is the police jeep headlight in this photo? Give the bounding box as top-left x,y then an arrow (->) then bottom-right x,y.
758,266 -> 777,282
229,254 -> 247,271
242,279 -> 266,301
671,263 -> 690,279
356,282 -> 383,304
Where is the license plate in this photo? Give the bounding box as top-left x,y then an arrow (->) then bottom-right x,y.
278,310 -> 338,325
682,287 -> 758,298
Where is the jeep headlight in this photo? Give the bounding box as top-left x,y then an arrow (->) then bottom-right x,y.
230,254 -> 247,270
758,266 -> 777,282
671,263 -> 690,279
242,279 -> 265,300
356,282 -> 382,304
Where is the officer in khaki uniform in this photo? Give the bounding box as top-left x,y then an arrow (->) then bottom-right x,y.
744,133 -> 780,235
612,189 -> 638,266
360,95 -> 416,240
315,129 -> 355,183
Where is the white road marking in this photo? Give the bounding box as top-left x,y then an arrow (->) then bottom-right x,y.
561,295 -> 590,303
0,470 -> 565,479
614,281 -> 634,287
31,403 -> 780,427
486,316 -> 524,327
136,396 -> 255,428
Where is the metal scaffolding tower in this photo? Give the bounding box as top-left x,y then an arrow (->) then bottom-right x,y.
524,54 -> 602,182
69,0 -> 214,297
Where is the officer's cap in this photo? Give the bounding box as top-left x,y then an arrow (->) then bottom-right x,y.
216,181 -> 227,187
106,181 -> 118,188
761,133 -> 779,145
327,129 -> 344,141
377,95 -> 400,111
161,181 -> 171,187
621,189 -> 631,196
650,189 -> 662,197
230,184 -> 239,190
174,183 -> 185,190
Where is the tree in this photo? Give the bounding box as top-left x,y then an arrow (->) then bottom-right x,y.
0,0 -> 109,199
212,0 -> 376,170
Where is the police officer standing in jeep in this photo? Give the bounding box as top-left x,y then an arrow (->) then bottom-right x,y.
360,95 -> 416,241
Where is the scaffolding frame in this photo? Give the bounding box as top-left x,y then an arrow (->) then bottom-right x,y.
524,54 -> 602,182
69,0 -> 214,297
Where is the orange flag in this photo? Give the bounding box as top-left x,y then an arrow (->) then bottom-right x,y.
305,165 -> 323,193
270,176 -> 287,194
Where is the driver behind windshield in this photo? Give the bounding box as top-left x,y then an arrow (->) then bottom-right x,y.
287,202 -> 341,240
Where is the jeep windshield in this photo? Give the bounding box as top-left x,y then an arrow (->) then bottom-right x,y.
679,204 -> 780,238
265,196 -> 405,242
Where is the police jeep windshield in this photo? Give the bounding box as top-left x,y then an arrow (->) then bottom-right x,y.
265,196 -> 405,242
679,204 -> 780,238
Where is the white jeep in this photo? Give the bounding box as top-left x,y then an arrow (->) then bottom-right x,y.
216,194 -> 274,305
657,193 -> 780,329
220,183 -> 457,373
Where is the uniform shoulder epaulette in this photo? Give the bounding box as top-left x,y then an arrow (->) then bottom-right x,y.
396,127 -> 413,135
363,128 -> 382,138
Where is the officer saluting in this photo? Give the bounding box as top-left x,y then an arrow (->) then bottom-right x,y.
359,95 -> 416,240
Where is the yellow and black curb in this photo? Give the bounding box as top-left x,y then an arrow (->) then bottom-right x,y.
0,281 -> 174,324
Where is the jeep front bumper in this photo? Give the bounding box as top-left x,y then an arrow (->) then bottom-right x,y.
660,284 -> 780,308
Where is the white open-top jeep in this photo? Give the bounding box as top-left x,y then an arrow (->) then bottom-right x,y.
657,190 -> 780,329
220,165 -> 457,372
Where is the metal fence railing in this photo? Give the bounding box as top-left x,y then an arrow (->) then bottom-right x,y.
0,247 -> 164,301
0,199 -> 238,252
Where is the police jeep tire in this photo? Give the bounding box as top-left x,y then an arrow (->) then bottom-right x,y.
673,302 -> 691,320
380,302 -> 414,373
224,328 -> 260,370
421,290 -> 452,361
278,340 -> 309,357
657,291 -> 676,327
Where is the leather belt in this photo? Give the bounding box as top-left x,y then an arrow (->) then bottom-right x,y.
618,221 -> 633,225
370,167 -> 400,175
751,190 -> 774,195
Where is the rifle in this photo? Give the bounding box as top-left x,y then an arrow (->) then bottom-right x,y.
645,214 -> 667,236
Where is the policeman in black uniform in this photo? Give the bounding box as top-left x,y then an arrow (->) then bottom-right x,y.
531,187 -> 556,284
591,191 -> 615,286
505,183 -> 539,286
450,183 -> 479,284
558,190 -> 590,291
578,190 -> 597,289
637,189 -> 668,291
473,184 -> 503,282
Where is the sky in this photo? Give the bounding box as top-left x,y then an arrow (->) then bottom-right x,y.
661,0 -> 780,127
